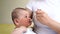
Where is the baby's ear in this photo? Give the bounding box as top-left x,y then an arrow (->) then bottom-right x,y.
14,18 -> 19,26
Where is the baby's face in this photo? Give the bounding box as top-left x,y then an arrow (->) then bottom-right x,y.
18,10 -> 32,27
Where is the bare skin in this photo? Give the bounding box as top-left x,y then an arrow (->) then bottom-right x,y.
36,9 -> 60,34
11,26 -> 27,34
11,8 -> 32,34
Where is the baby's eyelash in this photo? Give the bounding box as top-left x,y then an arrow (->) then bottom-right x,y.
25,16 -> 27,17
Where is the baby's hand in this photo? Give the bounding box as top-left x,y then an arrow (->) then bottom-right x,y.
11,26 -> 27,34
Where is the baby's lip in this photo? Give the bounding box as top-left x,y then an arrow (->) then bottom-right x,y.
29,20 -> 32,23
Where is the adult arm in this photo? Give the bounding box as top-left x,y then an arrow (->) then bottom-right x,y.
36,9 -> 60,34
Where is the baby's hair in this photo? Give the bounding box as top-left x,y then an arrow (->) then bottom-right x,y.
11,7 -> 27,22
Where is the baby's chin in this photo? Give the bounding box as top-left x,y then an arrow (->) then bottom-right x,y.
24,23 -> 31,28
26,23 -> 33,28
27,24 -> 31,27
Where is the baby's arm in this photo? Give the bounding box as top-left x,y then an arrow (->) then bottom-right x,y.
11,26 -> 27,34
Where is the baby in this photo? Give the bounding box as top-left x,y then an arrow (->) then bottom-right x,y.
11,7 -> 36,34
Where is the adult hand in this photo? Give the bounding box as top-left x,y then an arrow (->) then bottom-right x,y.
36,9 -> 60,33
36,9 -> 50,25
11,26 -> 27,34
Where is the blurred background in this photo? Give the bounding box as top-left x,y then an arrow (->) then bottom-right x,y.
0,0 -> 28,34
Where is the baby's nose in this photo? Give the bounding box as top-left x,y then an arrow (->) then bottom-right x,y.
28,18 -> 32,21
28,18 -> 31,20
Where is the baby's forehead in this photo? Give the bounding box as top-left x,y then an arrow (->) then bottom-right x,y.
18,10 -> 29,14
17,10 -> 30,16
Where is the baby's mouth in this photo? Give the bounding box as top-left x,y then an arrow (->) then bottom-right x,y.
29,20 -> 32,23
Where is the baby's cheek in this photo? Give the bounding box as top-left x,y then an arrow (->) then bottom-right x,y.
20,18 -> 26,22
20,19 -> 27,24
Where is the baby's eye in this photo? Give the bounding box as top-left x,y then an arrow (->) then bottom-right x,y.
30,16 -> 32,19
25,16 -> 27,18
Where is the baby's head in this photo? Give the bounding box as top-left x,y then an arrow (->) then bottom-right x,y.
11,7 -> 32,28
